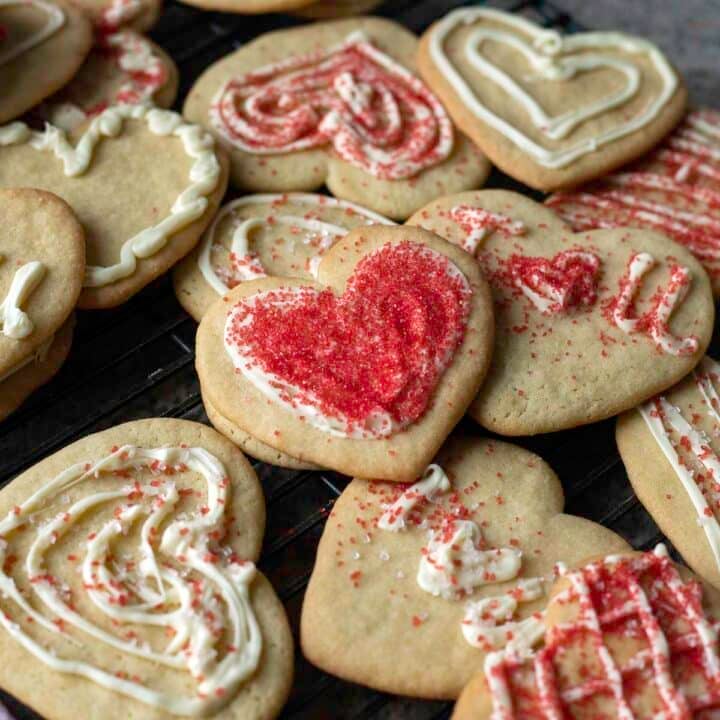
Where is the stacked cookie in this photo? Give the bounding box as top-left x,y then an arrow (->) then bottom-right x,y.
1,2 -> 720,720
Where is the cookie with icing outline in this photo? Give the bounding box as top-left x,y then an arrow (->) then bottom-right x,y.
0,105 -> 229,309
453,547 -> 720,719
183,17 -> 490,220
407,189 -> 714,435
38,29 -> 179,132
173,193 -> 395,322
417,7 -> 687,191
0,0 -> 92,124
196,225 -> 494,481
300,435 -> 629,699
548,108 -> 720,297
617,355 -> 720,591
0,188 -> 84,419
0,418 -> 294,720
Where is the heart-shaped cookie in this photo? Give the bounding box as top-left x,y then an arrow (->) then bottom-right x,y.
196,225 -> 494,481
548,108 -> 720,296
174,192 -> 395,322
453,547 -> 720,719
0,105 -> 229,309
0,419 -> 294,720
0,188 -> 84,418
38,29 -> 179,132
617,355 -> 720,591
184,17 -> 490,220
417,7 -> 687,191
408,190 -> 715,435
0,0 -> 92,123
300,436 -> 629,699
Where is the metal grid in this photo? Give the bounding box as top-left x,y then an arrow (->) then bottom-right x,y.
2,1 -> 716,717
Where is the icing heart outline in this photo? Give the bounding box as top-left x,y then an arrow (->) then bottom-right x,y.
0,0 -> 65,66
426,7 -> 678,168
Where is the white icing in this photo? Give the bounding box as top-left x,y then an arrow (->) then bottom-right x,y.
0,105 -> 221,288
462,578 -> 545,652
100,0 -> 142,28
0,259 -> 45,339
448,205 -> 526,255
0,445 -> 261,716
198,193 -> 394,296
611,252 -> 698,356
0,0 -> 65,66
376,464 -> 449,531
428,7 -> 678,168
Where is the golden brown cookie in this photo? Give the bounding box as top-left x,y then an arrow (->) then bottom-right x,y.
294,0 -> 382,19
183,17 -> 490,220
301,436 -> 629,699
196,225 -> 494,481
417,7 -> 687,191
0,0 -> 92,124
547,108 -> 720,296
71,0 -> 161,32
453,547 -> 720,719
0,106 -> 229,309
38,29 -> 179,132
617,355 -> 720,591
0,418 -> 294,720
174,192 -> 395,321
408,190 -> 714,435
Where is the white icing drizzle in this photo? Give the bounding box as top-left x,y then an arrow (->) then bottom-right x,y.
448,204 -> 526,255
427,8 -> 678,168
0,258 -> 45,339
100,0 -> 143,29
0,105 -> 221,288
610,251 -> 699,356
639,357 -> 720,576
0,332 -> 53,383
0,445 -> 262,716
198,194 -> 394,296
462,578 -> 545,652
376,465 -> 541,652
376,464 -> 449,531
0,0 -> 65,66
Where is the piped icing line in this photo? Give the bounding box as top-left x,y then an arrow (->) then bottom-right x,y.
607,251 -> 699,356
198,193 -> 394,295
0,259 -> 45,339
448,205 -> 526,255
0,444 -> 262,717
99,0 -> 143,30
223,241 -> 472,440
0,0 -> 65,66
427,7 -> 678,168
376,465 -> 542,653
485,546 -> 720,719
0,105 -> 221,288
0,333 -> 54,383
209,31 -> 453,181
639,357 -> 720,575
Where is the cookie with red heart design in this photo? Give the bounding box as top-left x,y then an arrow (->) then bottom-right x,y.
407,190 -> 714,435
0,0 -> 92,124
300,435 -> 629,699
417,7 -> 687,191
183,17 -> 490,220
0,105 -> 229,309
452,547 -> 720,719
196,225 -> 494,481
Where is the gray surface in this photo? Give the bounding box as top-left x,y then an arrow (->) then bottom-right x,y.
553,0 -> 720,103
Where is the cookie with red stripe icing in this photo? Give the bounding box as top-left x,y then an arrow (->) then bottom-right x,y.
417,7 -> 687,191
183,17 -> 490,220
0,418 -> 294,720
300,436 -> 628,699
0,0 -> 92,124
453,546 -> 720,720
196,225 -> 494,481
407,189 -> 714,435
548,109 -> 720,297
618,355 -> 720,592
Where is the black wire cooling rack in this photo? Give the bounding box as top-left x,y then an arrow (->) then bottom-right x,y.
3,1 -> 718,718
